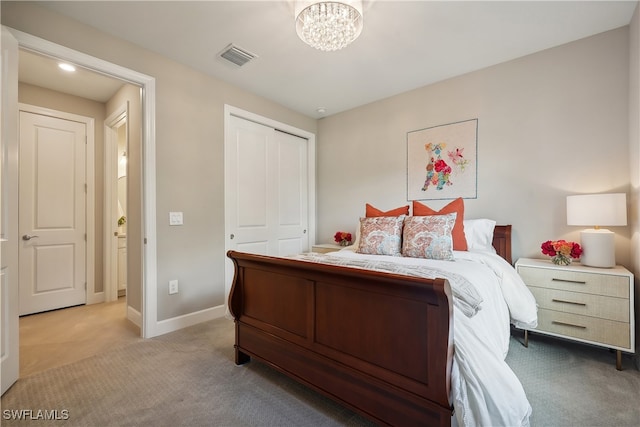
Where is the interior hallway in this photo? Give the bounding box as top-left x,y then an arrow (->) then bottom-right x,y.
19,297 -> 142,378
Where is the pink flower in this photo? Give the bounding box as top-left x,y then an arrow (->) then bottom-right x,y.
541,240 -> 582,259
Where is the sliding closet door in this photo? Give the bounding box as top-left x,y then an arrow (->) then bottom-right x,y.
225,115 -> 309,258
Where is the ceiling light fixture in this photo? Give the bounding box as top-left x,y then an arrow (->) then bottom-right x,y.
295,0 -> 363,52
58,62 -> 76,72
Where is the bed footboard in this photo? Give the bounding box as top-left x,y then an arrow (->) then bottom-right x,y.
227,250 -> 454,426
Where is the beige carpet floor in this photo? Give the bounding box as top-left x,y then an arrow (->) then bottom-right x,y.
3,302 -> 640,426
2,316 -> 373,427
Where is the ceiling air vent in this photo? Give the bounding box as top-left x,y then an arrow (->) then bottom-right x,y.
219,44 -> 257,67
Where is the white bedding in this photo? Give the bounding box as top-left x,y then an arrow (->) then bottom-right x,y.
314,247 -> 538,427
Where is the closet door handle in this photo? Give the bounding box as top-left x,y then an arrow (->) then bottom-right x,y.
22,234 -> 39,241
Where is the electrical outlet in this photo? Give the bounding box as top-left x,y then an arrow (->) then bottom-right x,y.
169,279 -> 179,295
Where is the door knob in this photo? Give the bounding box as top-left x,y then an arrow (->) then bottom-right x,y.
22,234 -> 39,241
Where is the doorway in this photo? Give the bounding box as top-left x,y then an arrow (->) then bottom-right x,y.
2,26 -> 158,395
105,104 -> 129,304
15,57 -> 138,376
6,26 -> 160,339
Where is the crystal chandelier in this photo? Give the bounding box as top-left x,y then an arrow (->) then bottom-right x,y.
295,1 -> 364,52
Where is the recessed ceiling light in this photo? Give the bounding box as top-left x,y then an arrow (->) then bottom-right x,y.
316,107 -> 327,114
58,63 -> 76,72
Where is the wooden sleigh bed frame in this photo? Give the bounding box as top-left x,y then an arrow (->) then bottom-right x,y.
227,225 -> 512,426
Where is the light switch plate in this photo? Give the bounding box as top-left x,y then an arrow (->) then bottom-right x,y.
169,211 -> 183,226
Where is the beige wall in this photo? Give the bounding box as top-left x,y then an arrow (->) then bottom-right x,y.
18,82 -> 107,294
2,2 -> 317,321
317,27 -> 632,269
5,3 -> 637,344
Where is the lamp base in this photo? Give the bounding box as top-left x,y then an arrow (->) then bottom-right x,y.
579,229 -> 615,268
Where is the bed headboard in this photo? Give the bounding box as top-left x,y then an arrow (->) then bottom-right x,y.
492,225 -> 512,265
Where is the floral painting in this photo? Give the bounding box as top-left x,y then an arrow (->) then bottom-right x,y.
407,119 -> 477,201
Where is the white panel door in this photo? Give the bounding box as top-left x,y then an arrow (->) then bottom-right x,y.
228,116 -> 272,256
274,130 -> 308,256
225,115 -> 309,258
19,111 -> 87,315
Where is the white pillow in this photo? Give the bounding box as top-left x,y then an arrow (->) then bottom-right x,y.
463,219 -> 496,253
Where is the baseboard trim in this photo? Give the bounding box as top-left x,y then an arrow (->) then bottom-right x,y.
127,305 -> 142,328
154,305 -> 226,337
87,291 -> 104,305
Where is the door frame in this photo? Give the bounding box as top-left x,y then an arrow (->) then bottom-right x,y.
223,104 -> 316,303
1,25 -> 20,395
18,103 -> 95,310
104,103 -> 128,303
5,26 -> 160,338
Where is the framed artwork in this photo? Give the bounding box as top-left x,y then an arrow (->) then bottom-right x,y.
407,119 -> 477,201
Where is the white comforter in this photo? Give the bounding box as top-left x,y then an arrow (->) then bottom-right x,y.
320,247 -> 538,427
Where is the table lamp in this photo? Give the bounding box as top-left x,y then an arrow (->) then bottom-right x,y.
566,193 -> 627,268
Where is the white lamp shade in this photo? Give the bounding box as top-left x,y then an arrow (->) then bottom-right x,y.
566,193 -> 626,268
566,193 -> 627,227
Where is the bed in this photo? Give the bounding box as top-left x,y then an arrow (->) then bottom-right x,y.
227,219 -> 537,426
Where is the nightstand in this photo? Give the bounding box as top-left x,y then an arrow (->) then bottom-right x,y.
311,243 -> 344,254
515,257 -> 635,370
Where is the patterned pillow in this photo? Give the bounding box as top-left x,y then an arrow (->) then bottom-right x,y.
356,215 -> 405,256
402,213 -> 456,260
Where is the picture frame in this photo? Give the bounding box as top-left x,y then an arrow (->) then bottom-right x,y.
407,119 -> 478,201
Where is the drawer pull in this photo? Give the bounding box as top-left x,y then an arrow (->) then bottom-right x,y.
552,278 -> 586,284
551,298 -> 586,307
552,320 -> 586,329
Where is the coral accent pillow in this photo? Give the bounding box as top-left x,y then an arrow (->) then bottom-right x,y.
356,215 -> 405,256
412,198 -> 468,251
365,203 -> 410,217
402,214 -> 456,260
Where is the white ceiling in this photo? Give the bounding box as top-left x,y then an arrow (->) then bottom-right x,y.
23,0 -> 638,118
19,49 -> 126,102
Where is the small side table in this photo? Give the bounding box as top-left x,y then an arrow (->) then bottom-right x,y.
311,243 -> 344,254
515,257 -> 634,370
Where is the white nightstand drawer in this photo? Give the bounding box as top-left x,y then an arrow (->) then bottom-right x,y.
518,266 -> 629,299
528,287 -> 629,323
536,308 -> 630,348
516,257 -> 634,368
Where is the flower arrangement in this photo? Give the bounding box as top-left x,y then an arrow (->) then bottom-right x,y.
334,231 -> 353,247
541,240 -> 582,266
